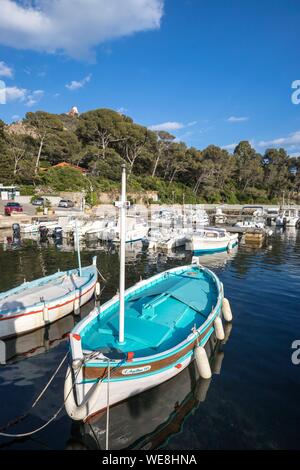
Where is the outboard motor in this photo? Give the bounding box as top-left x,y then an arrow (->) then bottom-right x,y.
12,223 -> 20,237
39,225 -> 49,242
53,226 -> 63,248
53,226 -> 63,238
12,223 -> 21,246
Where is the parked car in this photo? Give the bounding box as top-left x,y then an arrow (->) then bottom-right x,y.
32,197 -> 45,206
58,199 -> 75,208
5,202 -> 23,216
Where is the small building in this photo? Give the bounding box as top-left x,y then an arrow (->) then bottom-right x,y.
66,106 -> 79,117
0,184 -> 20,200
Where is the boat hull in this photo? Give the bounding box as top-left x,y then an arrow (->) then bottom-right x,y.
186,235 -> 238,254
69,326 -> 216,422
64,262 -> 225,421
0,265 -> 97,339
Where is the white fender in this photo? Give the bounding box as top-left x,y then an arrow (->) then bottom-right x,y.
43,306 -> 49,323
64,365 -> 103,421
95,281 -> 101,299
74,291 -> 80,315
214,316 -> 225,341
194,345 -> 212,379
222,297 -> 233,322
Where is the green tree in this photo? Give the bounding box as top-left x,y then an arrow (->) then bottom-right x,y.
234,141 -> 263,191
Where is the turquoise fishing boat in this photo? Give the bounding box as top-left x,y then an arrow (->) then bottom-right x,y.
64,166 -> 233,422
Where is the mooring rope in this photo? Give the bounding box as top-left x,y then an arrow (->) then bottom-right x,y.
0,351 -> 69,434
0,350 -> 119,439
96,267 -> 107,283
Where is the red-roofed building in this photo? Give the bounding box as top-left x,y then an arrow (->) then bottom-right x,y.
51,162 -> 87,174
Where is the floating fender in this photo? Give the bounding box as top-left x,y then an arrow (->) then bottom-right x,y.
74,291 -> 80,315
222,297 -> 233,322
64,365 -> 103,421
214,316 -> 225,341
194,377 -> 211,403
95,281 -> 101,300
227,241 -> 233,253
212,351 -> 224,375
194,345 -> 212,379
43,306 -> 49,324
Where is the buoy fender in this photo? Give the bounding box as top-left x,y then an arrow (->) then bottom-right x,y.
222,297 -> 233,322
194,345 -> 212,379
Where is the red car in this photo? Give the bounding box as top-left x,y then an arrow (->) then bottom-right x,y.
4,202 -> 23,216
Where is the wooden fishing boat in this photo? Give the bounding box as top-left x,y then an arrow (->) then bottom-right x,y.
64,165 -> 233,422
66,332 -> 230,450
65,260 -> 231,421
185,227 -> 238,254
0,257 -> 98,339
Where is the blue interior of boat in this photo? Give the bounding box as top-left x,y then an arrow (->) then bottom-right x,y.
81,265 -> 219,357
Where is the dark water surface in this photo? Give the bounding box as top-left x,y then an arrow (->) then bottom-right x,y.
0,228 -> 299,450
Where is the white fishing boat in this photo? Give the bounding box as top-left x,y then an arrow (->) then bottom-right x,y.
20,220 -> 59,235
234,216 -> 265,229
85,218 -> 115,237
266,207 -> 280,226
0,258 -> 97,339
275,209 -> 299,227
213,207 -> 227,224
0,219 -> 98,340
100,216 -> 148,243
152,228 -> 191,251
64,166 -> 233,422
185,227 -> 238,254
193,209 -> 210,227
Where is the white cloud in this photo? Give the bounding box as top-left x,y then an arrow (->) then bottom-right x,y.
258,130 -> 300,148
227,116 -> 249,123
5,86 -> 27,102
0,61 -> 13,78
12,114 -> 20,121
148,120 -> 198,132
66,74 -> 92,91
0,0 -> 164,59
26,89 -> 44,107
148,121 -> 184,131
222,143 -> 238,151
5,85 -> 44,106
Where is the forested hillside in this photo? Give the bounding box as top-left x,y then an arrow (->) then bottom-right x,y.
0,108 -> 299,204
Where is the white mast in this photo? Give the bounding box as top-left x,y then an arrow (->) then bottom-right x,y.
75,219 -> 82,276
118,164 -> 127,344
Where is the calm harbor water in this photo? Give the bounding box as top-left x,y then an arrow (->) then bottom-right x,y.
0,228 -> 299,450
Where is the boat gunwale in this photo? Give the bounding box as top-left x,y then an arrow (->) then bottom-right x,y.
0,262 -> 97,316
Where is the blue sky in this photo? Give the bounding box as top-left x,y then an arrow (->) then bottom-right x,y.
0,0 -> 300,156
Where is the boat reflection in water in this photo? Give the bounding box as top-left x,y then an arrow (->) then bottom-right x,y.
194,245 -> 238,270
66,323 -> 232,451
0,300 -> 94,365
